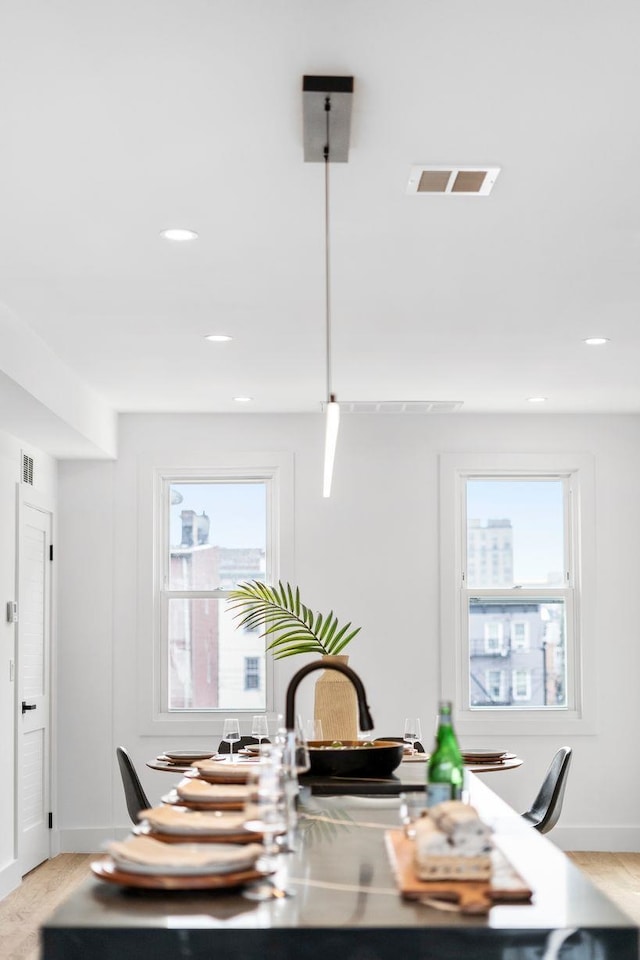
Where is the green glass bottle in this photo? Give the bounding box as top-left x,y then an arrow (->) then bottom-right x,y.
426,700 -> 464,806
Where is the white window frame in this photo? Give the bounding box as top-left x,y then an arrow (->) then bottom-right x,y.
136,452 -> 294,736
439,452 -> 596,735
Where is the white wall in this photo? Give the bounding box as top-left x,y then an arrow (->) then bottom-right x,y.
56,411 -> 640,851
0,431 -> 56,898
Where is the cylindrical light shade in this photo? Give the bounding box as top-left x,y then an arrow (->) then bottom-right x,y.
323,401 -> 340,497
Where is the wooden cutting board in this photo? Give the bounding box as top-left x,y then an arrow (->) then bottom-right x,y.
385,829 -> 532,915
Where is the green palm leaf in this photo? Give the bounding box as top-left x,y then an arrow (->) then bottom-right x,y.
226,579 -> 361,660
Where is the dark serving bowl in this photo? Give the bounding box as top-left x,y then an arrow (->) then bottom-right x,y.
306,739 -> 405,778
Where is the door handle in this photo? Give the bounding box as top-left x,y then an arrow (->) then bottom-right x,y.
21,701 -> 36,714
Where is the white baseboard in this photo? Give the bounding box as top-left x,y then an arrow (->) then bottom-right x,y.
551,825 -> 640,852
0,861 -> 22,901
57,826 -> 130,853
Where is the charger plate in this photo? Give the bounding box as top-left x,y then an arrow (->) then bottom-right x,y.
91,858 -> 268,890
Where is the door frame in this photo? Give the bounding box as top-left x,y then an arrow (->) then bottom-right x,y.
15,482 -> 58,868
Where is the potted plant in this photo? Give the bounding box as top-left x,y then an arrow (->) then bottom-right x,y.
227,580 -> 361,739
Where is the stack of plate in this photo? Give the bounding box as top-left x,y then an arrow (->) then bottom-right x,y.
156,750 -> 216,766
92,835 -> 265,889
136,804 -> 262,843
187,758 -> 256,783
461,749 -> 510,765
165,777 -> 251,810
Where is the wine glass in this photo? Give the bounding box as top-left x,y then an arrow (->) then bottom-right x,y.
300,718 -> 323,743
222,718 -> 241,759
403,717 -> 422,756
242,751 -> 291,900
251,715 -> 269,749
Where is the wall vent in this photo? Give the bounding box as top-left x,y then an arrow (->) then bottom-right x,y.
407,166 -> 500,196
322,400 -> 463,414
21,453 -> 34,485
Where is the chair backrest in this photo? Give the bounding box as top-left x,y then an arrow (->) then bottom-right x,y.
521,746 -> 572,834
116,746 -> 151,824
217,735 -> 270,754
374,736 -> 426,753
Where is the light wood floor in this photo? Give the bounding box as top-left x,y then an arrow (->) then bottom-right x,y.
2,852 -> 640,959
566,852 -> 640,925
0,854 -> 93,960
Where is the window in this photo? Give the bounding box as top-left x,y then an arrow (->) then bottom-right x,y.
162,478 -> 269,712
244,656 -> 260,691
512,669 -> 532,701
139,454 -> 293,733
485,669 -> 506,701
511,621 -> 529,651
439,453 -> 596,735
484,621 -> 504,654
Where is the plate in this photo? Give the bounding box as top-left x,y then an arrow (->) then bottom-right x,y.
401,753 -> 428,763
138,805 -> 260,839
162,750 -> 216,763
461,750 -> 508,762
161,790 -> 245,811
108,838 -> 262,876
91,858 -> 269,890
135,823 -> 262,844
176,778 -> 251,804
186,759 -> 254,783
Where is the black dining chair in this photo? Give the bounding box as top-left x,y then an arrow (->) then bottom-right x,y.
216,735 -> 270,754
374,736 -> 426,753
521,746 -> 572,834
116,746 -> 151,824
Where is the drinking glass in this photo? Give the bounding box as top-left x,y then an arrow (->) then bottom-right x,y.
399,791 -> 427,838
242,751 -> 291,900
403,717 -> 422,756
222,718 -> 241,759
251,715 -> 269,748
300,718 -> 323,743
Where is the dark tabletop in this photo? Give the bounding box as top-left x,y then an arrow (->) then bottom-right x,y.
41,774 -> 638,960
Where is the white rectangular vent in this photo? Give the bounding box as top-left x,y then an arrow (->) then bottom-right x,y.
22,453 -> 34,485
323,400 -> 463,414
407,166 -> 500,196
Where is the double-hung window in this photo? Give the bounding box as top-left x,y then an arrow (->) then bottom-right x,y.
439,453 -> 595,735
161,476 -> 270,713
140,454 -> 293,733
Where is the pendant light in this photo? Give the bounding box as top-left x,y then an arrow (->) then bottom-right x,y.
302,76 -> 353,498
322,97 -> 339,498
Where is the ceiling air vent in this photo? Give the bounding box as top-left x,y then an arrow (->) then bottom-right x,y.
22,453 -> 34,485
407,166 -> 500,196
322,400 -> 463,414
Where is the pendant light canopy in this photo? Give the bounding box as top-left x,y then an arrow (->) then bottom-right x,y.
303,76 -> 353,498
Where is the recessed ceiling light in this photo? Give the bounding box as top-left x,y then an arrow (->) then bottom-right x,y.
583,337 -> 610,346
205,334 -> 233,342
160,228 -> 198,241
233,396 -> 252,403
527,397 -> 547,403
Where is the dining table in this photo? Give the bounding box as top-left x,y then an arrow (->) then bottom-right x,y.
147,751 -> 523,782
41,769 -> 638,960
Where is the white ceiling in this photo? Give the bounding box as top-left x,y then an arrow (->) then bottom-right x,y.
2,0 -> 640,442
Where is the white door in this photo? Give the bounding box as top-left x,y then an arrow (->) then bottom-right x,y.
17,502 -> 52,875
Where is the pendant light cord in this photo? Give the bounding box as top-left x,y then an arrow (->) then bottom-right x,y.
324,96 -> 335,405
